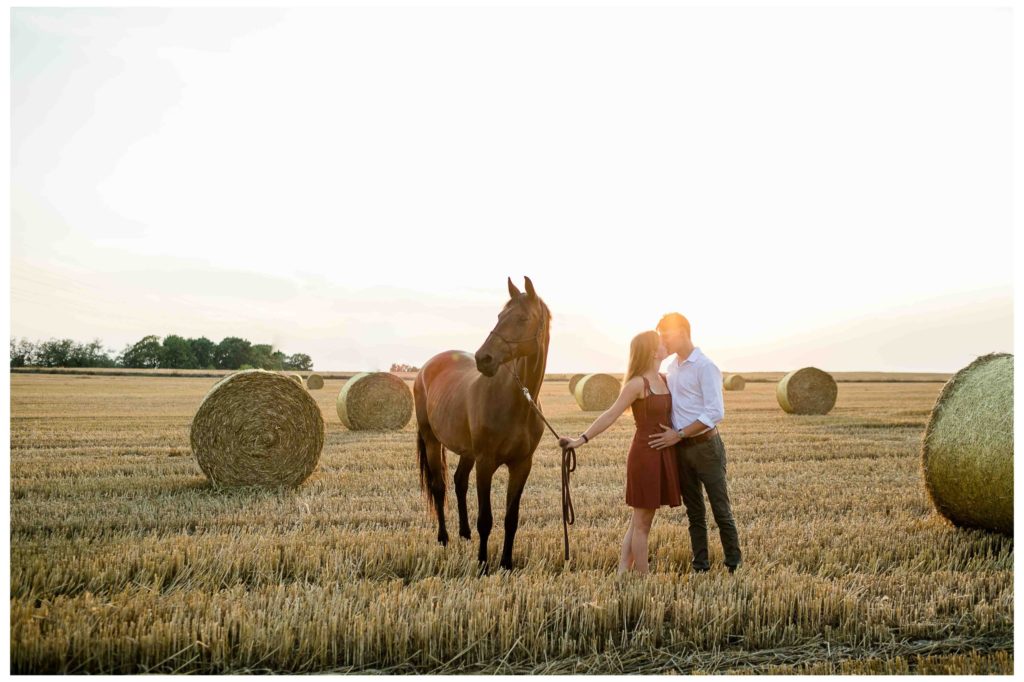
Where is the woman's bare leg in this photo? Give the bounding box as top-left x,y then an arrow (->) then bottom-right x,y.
629,508 -> 657,574
618,516 -> 635,575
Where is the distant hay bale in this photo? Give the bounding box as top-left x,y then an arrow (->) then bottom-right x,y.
922,353 -> 1013,535
574,373 -> 620,411
288,373 -> 304,386
568,373 -> 586,395
723,374 -> 746,390
306,373 -> 324,390
777,367 -> 837,415
337,372 -> 413,430
190,369 -> 324,487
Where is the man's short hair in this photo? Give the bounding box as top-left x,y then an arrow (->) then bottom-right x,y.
657,312 -> 691,336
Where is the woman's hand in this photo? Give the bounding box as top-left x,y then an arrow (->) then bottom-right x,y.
559,436 -> 584,449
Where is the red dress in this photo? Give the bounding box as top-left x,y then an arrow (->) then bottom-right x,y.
625,375 -> 682,509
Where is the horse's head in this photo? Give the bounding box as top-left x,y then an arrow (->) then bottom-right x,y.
475,276 -> 550,377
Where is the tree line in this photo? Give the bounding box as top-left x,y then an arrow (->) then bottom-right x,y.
10,335 -> 313,371
389,363 -> 420,373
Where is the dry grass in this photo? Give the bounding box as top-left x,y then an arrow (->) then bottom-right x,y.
923,353 -> 1013,534
190,369 -> 324,488
573,373 -> 620,411
336,372 -> 413,431
9,374 -> 1012,674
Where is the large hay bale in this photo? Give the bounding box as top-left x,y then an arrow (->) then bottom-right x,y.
306,373 -> 324,390
776,367 -> 837,415
723,373 -> 746,390
190,369 -> 324,487
922,353 -> 1013,535
337,372 -> 413,430
568,373 -> 586,395
574,373 -> 620,411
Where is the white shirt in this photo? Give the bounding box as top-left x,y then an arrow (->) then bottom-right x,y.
666,347 -> 725,433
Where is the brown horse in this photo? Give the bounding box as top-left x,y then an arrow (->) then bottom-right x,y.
414,276 -> 551,571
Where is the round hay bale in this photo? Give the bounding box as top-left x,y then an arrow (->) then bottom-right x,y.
337,372 -> 413,430
568,373 -> 586,395
723,373 -> 746,391
190,369 -> 324,488
922,353 -> 1013,535
306,373 -> 324,390
574,373 -> 620,411
776,367 -> 837,415
288,373 -> 304,386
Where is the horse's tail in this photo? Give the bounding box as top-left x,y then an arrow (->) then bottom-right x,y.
416,430 -> 430,498
417,431 -> 447,518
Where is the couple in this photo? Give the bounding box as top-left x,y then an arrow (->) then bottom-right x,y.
560,313 -> 742,575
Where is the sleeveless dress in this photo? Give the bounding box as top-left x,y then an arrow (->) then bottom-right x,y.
625,375 -> 682,509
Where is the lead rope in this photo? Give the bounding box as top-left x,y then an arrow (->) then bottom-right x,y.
504,364 -> 576,562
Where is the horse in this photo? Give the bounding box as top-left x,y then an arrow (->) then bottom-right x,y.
414,276 -> 551,571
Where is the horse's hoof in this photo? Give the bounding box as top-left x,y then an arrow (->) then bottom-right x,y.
438,535 -> 449,547
459,531 -> 472,541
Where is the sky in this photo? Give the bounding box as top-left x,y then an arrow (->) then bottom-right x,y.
7,4 -> 1014,373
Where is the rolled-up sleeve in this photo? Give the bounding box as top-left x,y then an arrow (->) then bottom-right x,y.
696,361 -> 725,428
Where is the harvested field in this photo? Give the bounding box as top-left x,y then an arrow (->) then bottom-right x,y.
11,368 -> 953,383
8,374 -> 1012,674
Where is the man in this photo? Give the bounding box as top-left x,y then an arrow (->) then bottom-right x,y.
648,312 -> 741,573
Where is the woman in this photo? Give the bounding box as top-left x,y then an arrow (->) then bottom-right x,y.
559,331 -> 682,575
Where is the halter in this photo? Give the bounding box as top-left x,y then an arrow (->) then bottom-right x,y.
485,317 -> 547,358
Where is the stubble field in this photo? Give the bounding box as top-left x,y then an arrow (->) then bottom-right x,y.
8,373 -> 1013,673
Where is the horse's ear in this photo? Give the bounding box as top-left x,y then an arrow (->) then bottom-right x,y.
508,277 -> 521,299
524,276 -> 537,299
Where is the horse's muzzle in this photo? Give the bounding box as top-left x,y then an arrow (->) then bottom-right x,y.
475,352 -> 499,377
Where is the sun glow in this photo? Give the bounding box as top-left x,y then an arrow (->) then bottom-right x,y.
9,7 -> 1012,373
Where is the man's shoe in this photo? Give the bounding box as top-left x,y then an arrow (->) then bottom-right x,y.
692,566 -> 710,573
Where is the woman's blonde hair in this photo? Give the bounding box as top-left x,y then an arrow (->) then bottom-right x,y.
624,330 -> 660,385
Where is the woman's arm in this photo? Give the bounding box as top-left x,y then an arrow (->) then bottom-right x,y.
559,378 -> 643,449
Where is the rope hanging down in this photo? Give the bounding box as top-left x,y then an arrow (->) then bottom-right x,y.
505,365 -> 576,562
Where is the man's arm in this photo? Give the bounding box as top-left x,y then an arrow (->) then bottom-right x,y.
648,360 -> 725,449
649,418 -> 709,449
695,361 -> 725,429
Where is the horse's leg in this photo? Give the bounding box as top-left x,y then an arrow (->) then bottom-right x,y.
499,456 -> 534,571
418,429 -> 449,546
454,455 -> 474,540
475,459 -> 497,570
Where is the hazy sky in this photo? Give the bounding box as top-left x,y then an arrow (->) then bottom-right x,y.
8,5 -> 1013,373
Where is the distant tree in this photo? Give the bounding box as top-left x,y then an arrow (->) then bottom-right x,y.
188,337 -> 216,369
285,353 -> 313,371
214,337 -> 252,370
67,339 -> 116,368
390,363 -> 420,373
12,337 -> 115,368
161,335 -> 197,369
10,338 -> 36,367
36,338 -> 75,367
10,333 -> 314,371
270,350 -> 287,370
119,335 -> 163,368
95,343 -> 118,368
248,344 -> 283,370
